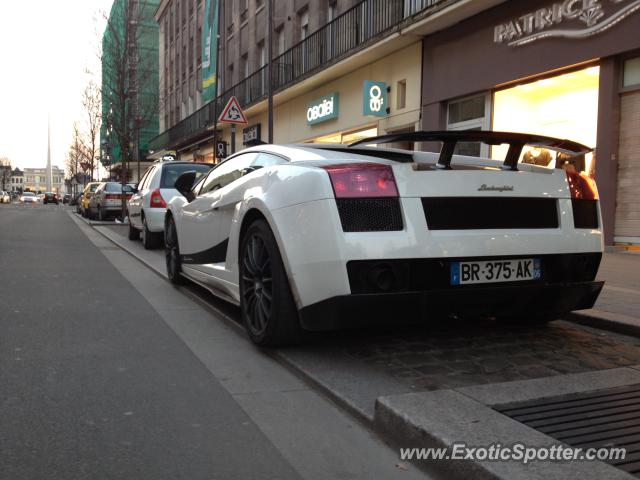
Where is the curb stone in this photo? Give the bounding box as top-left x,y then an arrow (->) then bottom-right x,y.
374,389 -> 635,480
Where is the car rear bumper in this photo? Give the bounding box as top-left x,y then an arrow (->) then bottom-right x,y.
298,280 -> 604,331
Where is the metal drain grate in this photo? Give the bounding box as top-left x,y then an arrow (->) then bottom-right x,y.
496,384 -> 640,477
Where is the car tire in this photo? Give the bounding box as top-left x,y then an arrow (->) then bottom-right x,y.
128,213 -> 140,240
98,206 -> 104,221
239,219 -> 303,347
141,215 -> 162,250
165,215 -> 184,285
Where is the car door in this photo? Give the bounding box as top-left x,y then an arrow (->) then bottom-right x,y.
179,153 -> 257,277
90,184 -> 103,214
129,167 -> 154,229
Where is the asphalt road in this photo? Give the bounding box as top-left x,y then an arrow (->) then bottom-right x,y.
0,204 -> 430,480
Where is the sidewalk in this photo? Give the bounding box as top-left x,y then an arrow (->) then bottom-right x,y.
571,251 -> 640,333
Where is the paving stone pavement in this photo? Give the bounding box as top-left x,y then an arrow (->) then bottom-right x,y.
593,252 -> 640,319
100,221 -> 640,393
341,320 -> 640,391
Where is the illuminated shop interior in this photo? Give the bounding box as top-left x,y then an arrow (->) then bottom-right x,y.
492,66 -> 600,174
310,126 -> 378,144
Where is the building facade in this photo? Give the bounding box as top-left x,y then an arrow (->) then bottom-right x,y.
149,0 -> 502,163
10,168 -> 23,193
419,0 -> 640,245
22,167 -> 64,194
101,0 -> 161,182
156,0 -> 206,135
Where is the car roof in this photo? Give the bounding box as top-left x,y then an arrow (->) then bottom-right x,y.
228,143 -> 418,164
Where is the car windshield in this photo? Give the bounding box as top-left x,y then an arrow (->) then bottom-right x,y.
23,192 -> 35,197
161,163 -> 212,188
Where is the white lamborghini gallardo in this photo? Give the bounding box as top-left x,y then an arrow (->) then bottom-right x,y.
164,131 -> 604,346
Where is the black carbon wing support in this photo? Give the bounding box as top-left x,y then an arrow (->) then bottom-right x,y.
349,131 -> 592,171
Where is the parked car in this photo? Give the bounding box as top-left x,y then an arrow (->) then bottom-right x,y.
88,182 -> 135,220
127,160 -> 213,249
164,132 -> 605,347
19,192 -> 38,204
71,192 -> 82,207
79,182 -> 102,217
62,193 -> 72,204
43,192 -> 59,204
0,191 -> 10,203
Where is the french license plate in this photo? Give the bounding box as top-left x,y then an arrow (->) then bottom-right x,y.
450,258 -> 541,285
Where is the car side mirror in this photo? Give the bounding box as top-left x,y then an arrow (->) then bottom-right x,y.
175,171 -> 197,202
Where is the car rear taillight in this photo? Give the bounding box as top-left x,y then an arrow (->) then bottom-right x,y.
149,188 -> 167,208
566,170 -> 598,200
567,171 -> 599,229
322,163 -> 398,198
105,194 -> 121,200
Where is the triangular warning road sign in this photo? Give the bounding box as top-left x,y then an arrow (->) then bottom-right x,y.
218,96 -> 248,125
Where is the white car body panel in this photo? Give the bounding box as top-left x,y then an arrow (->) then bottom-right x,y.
129,162 -> 214,233
166,141 -> 604,324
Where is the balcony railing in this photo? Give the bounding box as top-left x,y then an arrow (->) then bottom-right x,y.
150,0 -> 451,151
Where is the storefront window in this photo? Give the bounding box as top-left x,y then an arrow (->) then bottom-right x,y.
624,57 -> 640,88
447,94 -> 491,157
492,66 -> 599,174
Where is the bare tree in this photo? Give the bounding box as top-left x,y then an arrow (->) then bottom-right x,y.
80,81 -> 102,181
101,0 -> 158,218
101,0 -> 158,181
0,156 -> 11,191
65,123 -> 84,193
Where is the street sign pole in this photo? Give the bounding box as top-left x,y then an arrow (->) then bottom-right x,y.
218,96 -> 247,155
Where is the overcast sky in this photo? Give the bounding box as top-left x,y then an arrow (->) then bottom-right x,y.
0,0 -> 114,171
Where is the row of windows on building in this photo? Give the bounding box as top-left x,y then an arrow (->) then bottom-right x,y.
13,176 -> 62,184
161,0 -> 351,131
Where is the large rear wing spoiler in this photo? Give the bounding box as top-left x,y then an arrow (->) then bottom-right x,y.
349,131 -> 592,171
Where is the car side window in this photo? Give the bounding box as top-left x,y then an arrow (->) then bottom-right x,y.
252,153 -> 287,169
198,153 -> 257,196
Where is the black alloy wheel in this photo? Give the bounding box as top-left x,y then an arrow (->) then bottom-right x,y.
242,233 -> 273,337
164,215 -> 184,285
239,219 -> 302,347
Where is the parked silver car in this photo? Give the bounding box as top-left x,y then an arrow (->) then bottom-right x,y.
88,182 -> 135,220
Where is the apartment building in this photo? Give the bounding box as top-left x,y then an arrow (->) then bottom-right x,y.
101,0 -> 160,182
10,168 -> 23,193
23,167 -> 64,194
156,0 -> 206,134
151,0 -> 478,162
